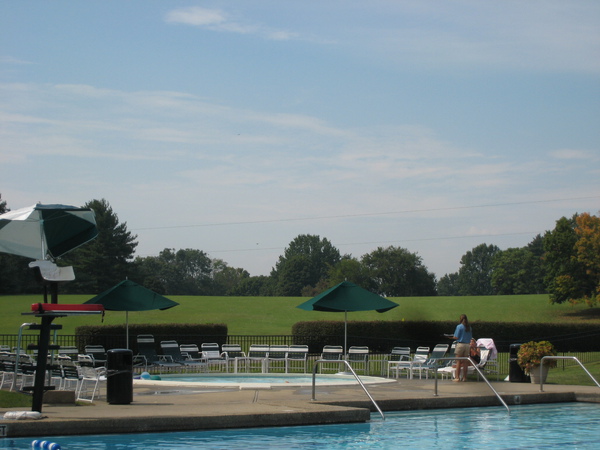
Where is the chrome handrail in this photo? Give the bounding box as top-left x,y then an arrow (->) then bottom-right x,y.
433,356 -> 510,414
539,356 -> 600,392
311,359 -> 385,420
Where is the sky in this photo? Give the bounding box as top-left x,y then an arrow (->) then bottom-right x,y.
1,1 -> 599,279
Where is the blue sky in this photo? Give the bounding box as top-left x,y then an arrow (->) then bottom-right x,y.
1,1 -> 599,279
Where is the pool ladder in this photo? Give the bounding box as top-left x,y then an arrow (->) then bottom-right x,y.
311,359 -> 385,420
433,356 -> 510,414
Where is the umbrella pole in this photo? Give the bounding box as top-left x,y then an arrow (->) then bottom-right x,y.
344,310 -> 348,357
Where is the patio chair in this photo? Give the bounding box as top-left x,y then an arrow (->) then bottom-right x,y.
161,341 -> 207,372
387,347 -> 412,378
476,338 -> 499,380
179,344 -> 204,361
266,345 -> 288,373
417,344 -> 449,379
57,346 -> 79,360
285,345 -> 309,373
77,364 -> 106,402
247,345 -> 270,373
135,335 -> 183,372
406,346 -> 430,379
437,342 -> 457,380
221,344 -> 246,373
347,346 -> 369,375
85,345 -> 107,367
201,343 -> 228,372
319,345 -> 344,373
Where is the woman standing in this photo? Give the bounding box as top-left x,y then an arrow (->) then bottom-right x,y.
450,314 -> 472,381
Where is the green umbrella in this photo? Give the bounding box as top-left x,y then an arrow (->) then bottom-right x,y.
297,281 -> 398,355
84,280 -> 179,349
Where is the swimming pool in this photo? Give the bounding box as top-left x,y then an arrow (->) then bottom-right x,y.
134,373 -> 395,389
5,403 -> 599,449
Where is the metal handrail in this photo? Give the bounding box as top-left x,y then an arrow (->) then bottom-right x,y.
311,359 -> 385,420
432,356 -> 510,414
539,356 -> 600,392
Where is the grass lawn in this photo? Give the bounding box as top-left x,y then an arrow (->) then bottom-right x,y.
1,293 -> 599,336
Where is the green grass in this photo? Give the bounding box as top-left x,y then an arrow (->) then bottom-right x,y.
2,293 -> 599,336
0,390 -> 31,408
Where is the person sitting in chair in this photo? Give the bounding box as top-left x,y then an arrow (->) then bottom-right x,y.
469,338 -> 481,365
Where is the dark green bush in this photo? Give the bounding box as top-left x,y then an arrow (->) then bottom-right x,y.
292,320 -> 600,353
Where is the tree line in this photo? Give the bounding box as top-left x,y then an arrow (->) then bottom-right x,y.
0,194 -> 598,305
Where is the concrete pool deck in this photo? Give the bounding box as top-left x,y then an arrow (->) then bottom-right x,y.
2,378 -> 600,438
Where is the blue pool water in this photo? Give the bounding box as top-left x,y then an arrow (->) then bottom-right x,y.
153,373 -> 390,385
3,403 -> 599,449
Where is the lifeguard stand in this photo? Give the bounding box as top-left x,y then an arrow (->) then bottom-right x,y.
22,261 -> 104,413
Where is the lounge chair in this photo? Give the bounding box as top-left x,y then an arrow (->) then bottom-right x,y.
417,344 -> 449,379
85,345 -> 107,367
407,346 -> 430,379
247,345 -> 270,373
201,343 -> 228,372
221,344 -> 246,373
285,345 -> 309,373
77,364 -> 106,402
387,347 -> 412,378
266,345 -> 288,373
476,338 -> 499,380
161,341 -> 207,372
135,335 -> 183,372
319,345 -> 344,373
179,344 -> 204,361
347,346 -> 369,374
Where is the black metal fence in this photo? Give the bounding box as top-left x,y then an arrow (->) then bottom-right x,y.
2,333 -> 599,377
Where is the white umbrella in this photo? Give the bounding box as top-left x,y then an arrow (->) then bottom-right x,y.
0,203 -> 97,261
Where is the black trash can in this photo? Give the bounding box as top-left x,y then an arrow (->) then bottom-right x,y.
106,349 -> 133,404
509,344 -> 530,383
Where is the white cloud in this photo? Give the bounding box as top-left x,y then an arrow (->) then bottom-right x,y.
165,6 -> 295,40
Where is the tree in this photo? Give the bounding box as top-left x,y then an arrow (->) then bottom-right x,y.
491,247 -> 545,295
437,272 -> 460,296
211,259 -> 250,295
230,275 -> 274,296
361,246 -> 437,296
543,215 -> 595,304
157,248 -> 213,295
456,243 -> 500,295
328,255 -> 376,291
272,234 -> 341,296
61,199 -> 138,293
574,212 -> 600,305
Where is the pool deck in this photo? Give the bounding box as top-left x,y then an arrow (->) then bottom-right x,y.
2,378 -> 600,438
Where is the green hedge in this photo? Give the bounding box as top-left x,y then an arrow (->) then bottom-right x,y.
292,320 -> 600,353
75,323 -> 228,354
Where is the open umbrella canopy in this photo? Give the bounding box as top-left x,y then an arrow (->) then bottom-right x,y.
84,280 -> 179,312
0,203 -> 97,260
297,281 -> 398,313
84,280 -> 179,349
297,281 -> 398,357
